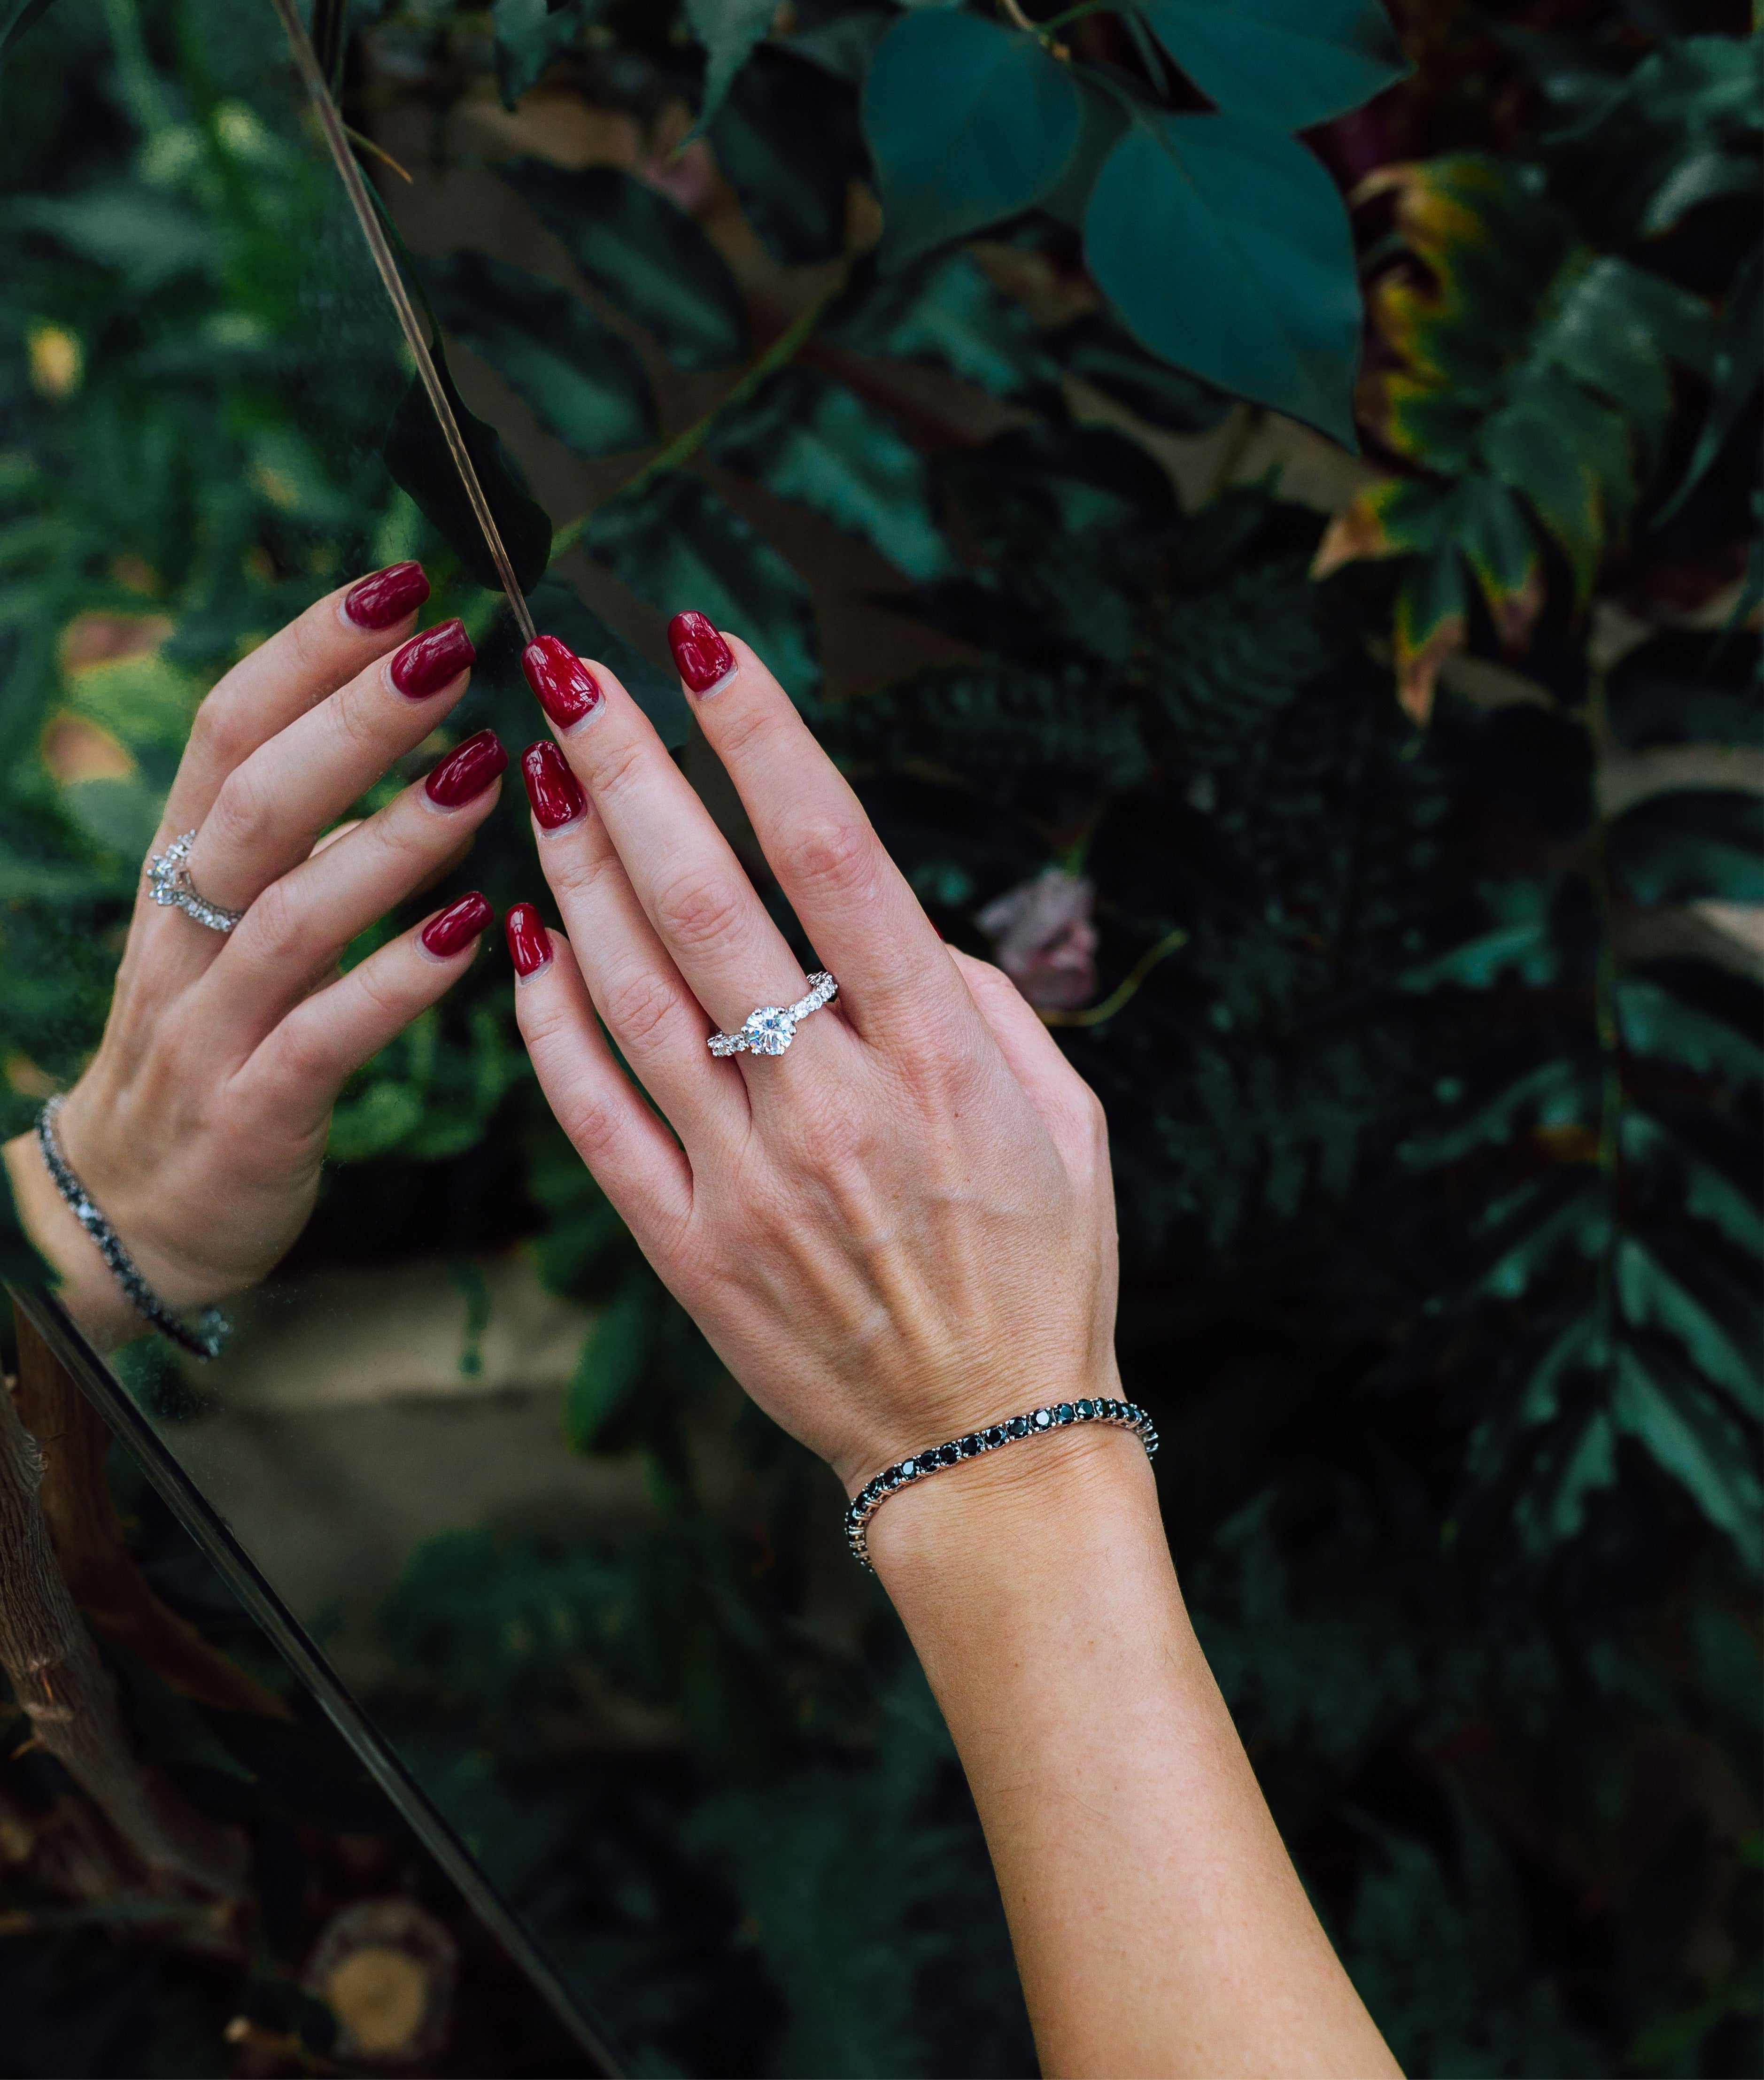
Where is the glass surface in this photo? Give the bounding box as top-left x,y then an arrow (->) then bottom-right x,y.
1,8 -> 1025,2072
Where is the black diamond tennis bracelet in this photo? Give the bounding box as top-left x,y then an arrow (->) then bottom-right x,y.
844,1397 -> 1159,1569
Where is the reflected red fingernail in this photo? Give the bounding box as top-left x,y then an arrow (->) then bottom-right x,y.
522,635 -> 602,728
420,890 -> 493,959
390,618 -> 475,699
426,729 -> 506,808
521,740 -> 587,830
668,611 -> 734,694
344,561 -> 429,630
506,901 -> 552,979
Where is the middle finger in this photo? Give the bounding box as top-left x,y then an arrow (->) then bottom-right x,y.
185,618 -> 478,915
521,636 -> 811,1044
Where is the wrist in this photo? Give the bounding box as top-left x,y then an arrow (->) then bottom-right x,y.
3,1128 -> 143,1354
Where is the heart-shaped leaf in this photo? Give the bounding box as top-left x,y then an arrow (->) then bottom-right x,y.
1083,110 -> 1362,445
863,11 -> 1083,271
1136,0 -> 1410,132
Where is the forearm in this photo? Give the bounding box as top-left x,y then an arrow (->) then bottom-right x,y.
869,1421 -> 1399,2080
3,1130 -> 141,1354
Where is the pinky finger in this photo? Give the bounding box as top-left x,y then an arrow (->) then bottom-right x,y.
236,892 -> 494,1136
512,925 -> 695,1252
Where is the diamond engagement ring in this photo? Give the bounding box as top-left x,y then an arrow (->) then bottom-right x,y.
146,830 -> 246,934
709,972 -> 839,1058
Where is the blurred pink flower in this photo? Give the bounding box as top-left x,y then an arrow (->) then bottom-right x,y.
976,868 -> 1099,1012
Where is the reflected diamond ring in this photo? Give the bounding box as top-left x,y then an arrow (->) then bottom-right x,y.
709,972 -> 839,1058
146,830 -> 246,934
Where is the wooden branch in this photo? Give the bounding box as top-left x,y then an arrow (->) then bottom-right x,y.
0,1379 -> 249,1898
12,1308 -> 290,1721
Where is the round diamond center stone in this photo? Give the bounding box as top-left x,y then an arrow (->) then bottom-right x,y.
744,1007 -> 796,1056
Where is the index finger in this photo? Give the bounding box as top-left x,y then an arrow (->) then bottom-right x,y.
665,619 -> 970,1041
159,561 -> 431,840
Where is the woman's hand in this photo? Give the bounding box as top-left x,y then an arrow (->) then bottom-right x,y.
509,620 -> 1119,1495
511,622 -> 1400,2080
5,564 -> 503,1350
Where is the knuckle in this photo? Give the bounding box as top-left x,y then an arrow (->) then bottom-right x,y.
238,876 -> 305,965
777,813 -> 874,906
653,870 -> 749,958
204,761 -> 277,858
188,695 -> 254,775
602,966 -> 682,1052
584,733 -> 649,805
560,1090 -> 623,1169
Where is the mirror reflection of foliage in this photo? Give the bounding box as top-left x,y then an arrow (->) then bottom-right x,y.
0,0 -> 1759,2073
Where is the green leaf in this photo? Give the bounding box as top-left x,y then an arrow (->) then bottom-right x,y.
1641,146 -> 1763,238
1618,969 -> 1763,1088
822,251 -> 1059,403
706,367 -> 956,581
685,0 -> 776,135
1083,111 -> 1362,446
1399,915 -> 1558,992
492,0 -> 594,106
1606,630 -> 1762,749
1617,1234 -> 1762,1419
0,0 -> 58,66
1399,1053 -> 1597,1168
1450,476 -> 1540,637
1658,243 -> 1761,524
1609,789 -> 1764,905
11,186 -> 210,292
564,1284 -> 658,1452
1532,255 -> 1711,462
1623,1108 -> 1764,1258
525,576 -> 690,747
1613,1345 -> 1762,1573
424,251 -> 657,462
1478,386 -> 1606,600
1478,1173 -> 1610,1300
582,472 -> 820,706
381,345 -> 553,595
1135,0 -> 1411,131
711,47 -> 864,266
501,161 -> 749,371
862,12 -> 1083,271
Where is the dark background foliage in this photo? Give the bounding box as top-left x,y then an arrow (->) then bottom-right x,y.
0,0 -> 1757,2072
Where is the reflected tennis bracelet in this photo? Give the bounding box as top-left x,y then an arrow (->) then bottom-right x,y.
35,1096 -> 228,1361
844,1396 -> 1159,1570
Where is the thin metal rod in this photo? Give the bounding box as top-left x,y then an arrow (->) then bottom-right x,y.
266,0 -> 538,644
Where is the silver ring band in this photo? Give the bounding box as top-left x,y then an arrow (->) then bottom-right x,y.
147,830 -> 246,934
709,971 -> 838,1058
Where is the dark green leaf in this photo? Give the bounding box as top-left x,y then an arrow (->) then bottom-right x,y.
501,161 -> 749,371
0,0 -> 57,66
863,12 -> 1083,271
1399,1053 -> 1597,1168
1531,255 -> 1710,463
382,346 -> 553,595
822,251 -> 1060,403
1083,111 -> 1362,445
1657,242 -> 1761,523
711,47 -> 866,266
1613,1344 -> 1762,1572
1136,0 -> 1411,131
525,576 -> 690,747
582,472 -> 820,705
706,367 -> 955,581
1618,967 -> 1763,1087
1642,146 -> 1763,237
565,1284 -> 658,1451
11,186 -> 209,291
1617,1234 -> 1762,1417
1609,789 -> 1764,905
1049,309 -> 1232,432
685,0 -> 776,135
424,251 -> 656,462
1478,1172 -> 1610,1300
1623,1107 -> 1764,1257
492,0 -> 595,106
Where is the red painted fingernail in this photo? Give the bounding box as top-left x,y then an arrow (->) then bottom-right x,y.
389,618 -> 475,699
522,635 -> 602,728
521,740 -> 587,830
668,611 -> 735,694
344,561 -> 429,630
426,729 -> 506,808
506,901 -> 552,979
420,890 -> 493,959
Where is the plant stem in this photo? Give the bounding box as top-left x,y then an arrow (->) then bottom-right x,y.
1041,927 -> 1188,1028
1585,672 -> 1625,1374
